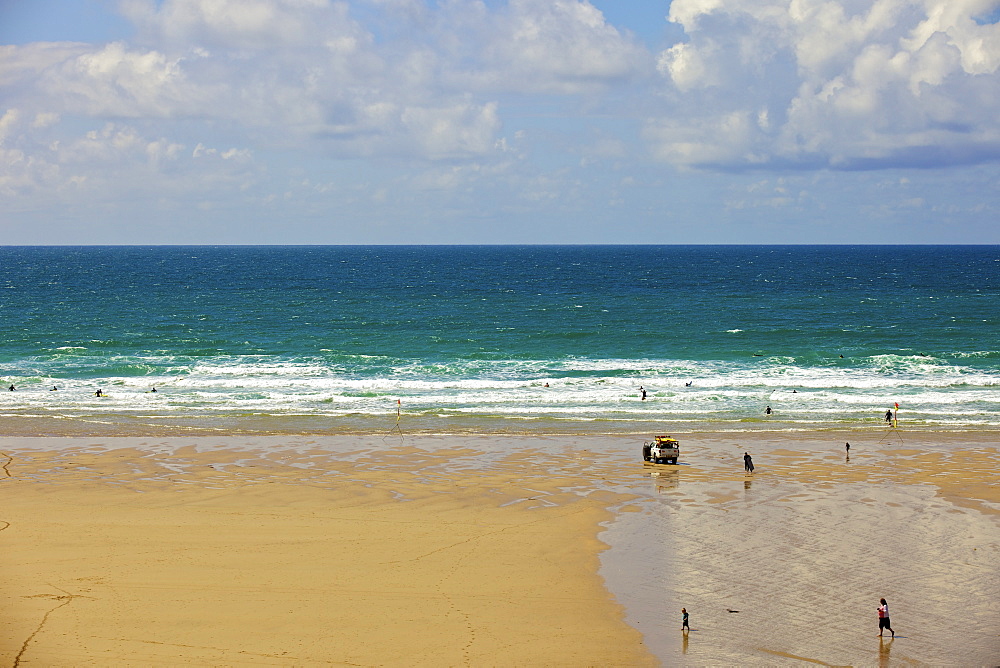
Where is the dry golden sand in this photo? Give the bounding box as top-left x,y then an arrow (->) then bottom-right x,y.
0,436 -> 654,666
1,431 -> 998,666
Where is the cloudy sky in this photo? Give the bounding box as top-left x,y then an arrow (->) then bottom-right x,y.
2,0 -> 999,244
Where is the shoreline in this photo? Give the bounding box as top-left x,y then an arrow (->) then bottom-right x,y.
2,432 -> 998,665
2,411 -> 997,437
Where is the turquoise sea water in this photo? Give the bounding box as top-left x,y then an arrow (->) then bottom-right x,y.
1,245 -> 998,433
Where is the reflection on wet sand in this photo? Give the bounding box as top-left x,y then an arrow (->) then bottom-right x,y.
878,636 -> 893,667
651,468 -> 680,492
601,432 -> 1000,666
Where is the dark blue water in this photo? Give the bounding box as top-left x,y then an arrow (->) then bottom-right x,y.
1,245 -> 997,431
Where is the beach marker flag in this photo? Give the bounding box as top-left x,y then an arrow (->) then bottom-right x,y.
386,399 -> 404,443
894,402 -> 899,428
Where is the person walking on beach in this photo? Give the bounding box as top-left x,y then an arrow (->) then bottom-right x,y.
845,442 -> 850,453
877,598 -> 894,637
884,408 -> 893,423
744,452 -> 754,473
681,608 -> 689,631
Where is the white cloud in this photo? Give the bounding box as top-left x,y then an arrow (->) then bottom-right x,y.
479,0 -> 648,93
401,101 -> 500,158
658,42 -> 712,90
652,0 -> 1000,169
0,109 -> 21,142
122,0 -> 338,49
427,0 -> 648,94
0,0 -> 657,198
2,0 -> 1000,244
49,42 -> 195,117
0,106 -> 258,208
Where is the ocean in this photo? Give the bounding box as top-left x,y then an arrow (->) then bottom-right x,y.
1,245 -> 998,434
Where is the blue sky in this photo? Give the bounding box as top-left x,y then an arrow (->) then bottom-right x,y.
1,0 -> 999,244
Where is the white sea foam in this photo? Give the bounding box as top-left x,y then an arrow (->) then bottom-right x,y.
5,352 -> 999,429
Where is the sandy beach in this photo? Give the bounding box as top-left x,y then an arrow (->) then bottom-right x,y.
1,429 -> 998,666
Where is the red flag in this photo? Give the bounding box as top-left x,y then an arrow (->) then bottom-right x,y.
894,402 -> 899,409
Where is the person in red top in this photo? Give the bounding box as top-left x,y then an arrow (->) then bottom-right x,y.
877,598 -> 894,637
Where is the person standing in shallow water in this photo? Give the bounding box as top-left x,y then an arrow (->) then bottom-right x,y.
877,598 -> 894,637
681,608 -> 689,631
744,452 -> 754,473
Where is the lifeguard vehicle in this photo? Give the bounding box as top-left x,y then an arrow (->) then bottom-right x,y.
642,435 -> 680,465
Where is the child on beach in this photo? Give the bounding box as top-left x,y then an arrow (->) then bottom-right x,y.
681,608 -> 689,631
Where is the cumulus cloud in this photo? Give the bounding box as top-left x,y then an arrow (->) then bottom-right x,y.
651,0 -> 1000,170
4,0 -> 1000,233
121,0 -> 341,49
2,0 -> 646,161
0,0 -> 660,221
401,101 -> 501,158
0,108 -> 256,206
440,0 -> 649,94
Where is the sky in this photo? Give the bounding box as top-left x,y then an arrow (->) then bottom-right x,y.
1,0 -> 999,244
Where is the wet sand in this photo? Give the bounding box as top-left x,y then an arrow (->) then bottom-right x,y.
602,431 -> 1000,666
1,431 -> 998,666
